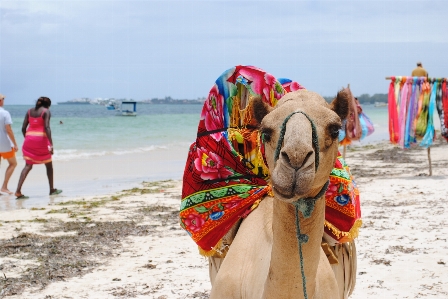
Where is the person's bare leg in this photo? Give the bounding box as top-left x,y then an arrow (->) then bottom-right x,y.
45,162 -> 56,194
15,164 -> 33,197
2,156 -> 17,194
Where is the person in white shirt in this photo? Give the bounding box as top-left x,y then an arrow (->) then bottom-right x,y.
0,94 -> 18,195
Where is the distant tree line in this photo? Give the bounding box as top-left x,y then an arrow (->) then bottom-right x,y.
323,93 -> 387,104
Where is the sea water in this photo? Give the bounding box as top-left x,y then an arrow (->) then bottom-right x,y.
0,103 -> 440,210
7,104 -> 203,161
6,104 -> 390,160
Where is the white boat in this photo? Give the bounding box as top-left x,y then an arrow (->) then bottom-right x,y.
106,102 -> 117,110
116,101 -> 137,116
374,102 -> 387,107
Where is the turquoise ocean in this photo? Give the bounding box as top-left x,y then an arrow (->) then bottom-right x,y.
7,104 -> 203,162
0,103 -> 406,210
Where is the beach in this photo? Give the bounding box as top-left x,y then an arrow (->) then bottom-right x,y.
2,1 -> 447,297
0,135 -> 447,298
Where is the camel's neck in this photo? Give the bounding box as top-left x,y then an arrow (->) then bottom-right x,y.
263,195 -> 326,299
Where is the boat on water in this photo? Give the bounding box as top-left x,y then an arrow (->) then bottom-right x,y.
374,102 -> 387,107
116,101 -> 137,116
106,102 -> 116,110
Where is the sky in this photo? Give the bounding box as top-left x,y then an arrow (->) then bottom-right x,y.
0,0 -> 447,104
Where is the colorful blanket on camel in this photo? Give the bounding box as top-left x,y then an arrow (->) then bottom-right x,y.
180,65 -> 361,255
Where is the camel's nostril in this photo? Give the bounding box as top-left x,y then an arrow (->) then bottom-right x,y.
281,150 -> 313,170
281,151 -> 290,165
303,151 -> 313,168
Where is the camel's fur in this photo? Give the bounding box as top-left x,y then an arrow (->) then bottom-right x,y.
209,89 -> 351,299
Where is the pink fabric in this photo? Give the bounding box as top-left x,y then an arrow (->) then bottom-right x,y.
22,109 -> 52,165
398,78 -> 411,147
388,77 -> 399,144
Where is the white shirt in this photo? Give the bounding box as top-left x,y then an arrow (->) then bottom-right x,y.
0,107 -> 13,152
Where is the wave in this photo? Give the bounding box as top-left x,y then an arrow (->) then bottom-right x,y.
51,144 -> 179,161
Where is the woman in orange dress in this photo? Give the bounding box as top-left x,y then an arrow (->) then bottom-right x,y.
15,97 -> 62,199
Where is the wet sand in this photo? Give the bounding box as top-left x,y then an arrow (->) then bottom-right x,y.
0,147 -> 188,211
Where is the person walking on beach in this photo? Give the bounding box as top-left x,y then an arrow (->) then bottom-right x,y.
15,97 -> 62,199
0,94 -> 19,195
412,62 -> 428,78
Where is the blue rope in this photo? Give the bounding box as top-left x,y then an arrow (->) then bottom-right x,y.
291,180 -> 329,299
293,203 -> 308,297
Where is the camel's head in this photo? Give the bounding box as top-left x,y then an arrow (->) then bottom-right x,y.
253,89 -> 350,203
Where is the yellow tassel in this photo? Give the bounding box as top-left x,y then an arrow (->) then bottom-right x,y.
198,239 -> 223,257
324,219 -> 362,242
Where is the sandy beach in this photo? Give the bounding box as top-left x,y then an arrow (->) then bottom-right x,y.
1,138 -> 447,299
0,146 -> 189,211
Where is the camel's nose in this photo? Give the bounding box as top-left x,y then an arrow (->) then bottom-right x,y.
280,148 -> 314,170
280,116 -> 315,170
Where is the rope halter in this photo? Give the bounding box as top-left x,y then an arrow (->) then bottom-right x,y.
272,110 -> 330,299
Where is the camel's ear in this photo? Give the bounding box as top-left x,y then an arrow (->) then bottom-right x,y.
252,96 -> 273,125
330,88 -> 350,121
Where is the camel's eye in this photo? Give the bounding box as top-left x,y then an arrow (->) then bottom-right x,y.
328,124 -> 341,139
260,127 -> 273,143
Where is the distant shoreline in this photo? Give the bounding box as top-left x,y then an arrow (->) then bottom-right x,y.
57,100 -> 204,105
58,93 -> 389,106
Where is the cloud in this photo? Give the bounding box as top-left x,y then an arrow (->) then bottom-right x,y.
0,1 -> 447,103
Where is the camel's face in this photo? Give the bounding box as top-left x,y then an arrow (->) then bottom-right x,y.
254,89 -> 349,203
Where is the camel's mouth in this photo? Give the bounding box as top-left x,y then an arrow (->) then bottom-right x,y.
271,184 -> 295,200
270,161 -> 315,202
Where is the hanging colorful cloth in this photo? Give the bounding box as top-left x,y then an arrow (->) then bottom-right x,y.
388,77 -> 400,144
442,80 -> 448,141
353,98 -> 374,140
358,112 -> 375,140
411,78 -> 422,138
342,89 -> 362,142
398,77 -> 411,148
404,78 -> 418,148
415,78 -> 427,121
435,79 -> 448,141
444,80 -> 448,140
339,88 -> 370,145
181,65 -> 361,255
415,79 -> 431,138
420,80 -> 438,147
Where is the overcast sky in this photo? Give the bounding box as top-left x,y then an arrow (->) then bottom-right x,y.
1,0 -> 447,104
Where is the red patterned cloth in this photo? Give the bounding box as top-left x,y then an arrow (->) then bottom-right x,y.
324,154 -> 362,243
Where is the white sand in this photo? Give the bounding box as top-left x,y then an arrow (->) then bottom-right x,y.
0,147 -> 188,211
1,141 -> 448,298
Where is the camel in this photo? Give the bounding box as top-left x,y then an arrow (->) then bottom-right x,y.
209,88 -> 350,299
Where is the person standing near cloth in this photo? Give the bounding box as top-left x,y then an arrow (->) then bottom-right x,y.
412,62 -> 428,78
15,97 -> 62,199
0,94 -> 19,194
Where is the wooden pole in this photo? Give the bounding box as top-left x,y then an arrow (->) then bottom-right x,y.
427,147 -> 432,176
386,77 -> 446,82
